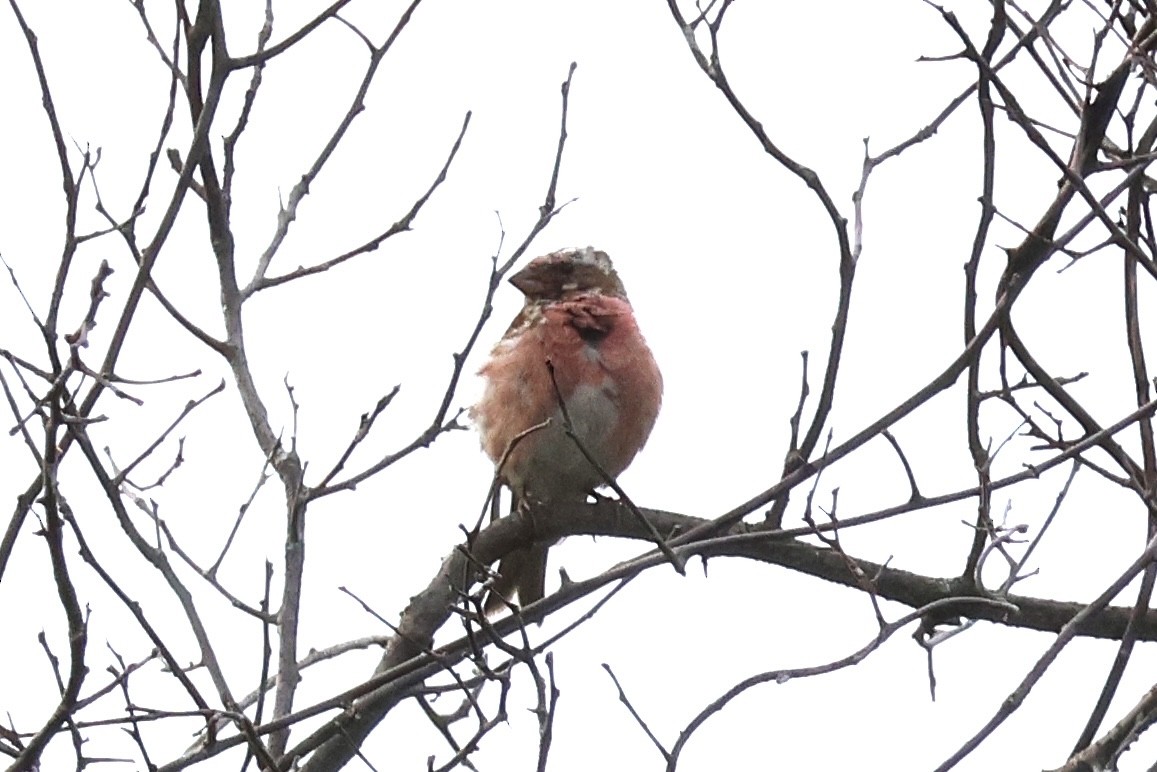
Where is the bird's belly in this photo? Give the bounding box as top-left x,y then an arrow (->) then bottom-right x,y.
518,380 -> 621,499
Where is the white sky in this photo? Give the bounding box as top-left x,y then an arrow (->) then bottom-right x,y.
2,0 -> 1156,770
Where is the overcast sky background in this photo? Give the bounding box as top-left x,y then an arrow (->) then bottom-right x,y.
3,1 -> 1156,769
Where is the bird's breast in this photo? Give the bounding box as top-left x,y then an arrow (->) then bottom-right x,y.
474,292 -> 662,501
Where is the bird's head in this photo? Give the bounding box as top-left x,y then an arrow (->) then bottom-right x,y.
510,246 -> 627,302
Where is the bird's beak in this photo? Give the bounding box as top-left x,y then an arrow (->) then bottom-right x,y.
509,264 -> 545,296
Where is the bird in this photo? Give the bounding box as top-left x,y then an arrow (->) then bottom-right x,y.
472,246 -> 663,613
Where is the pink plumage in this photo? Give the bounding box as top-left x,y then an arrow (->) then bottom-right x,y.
473,247 -> 663,611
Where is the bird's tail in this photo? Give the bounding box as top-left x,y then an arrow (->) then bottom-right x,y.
484,543 -> 548,616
